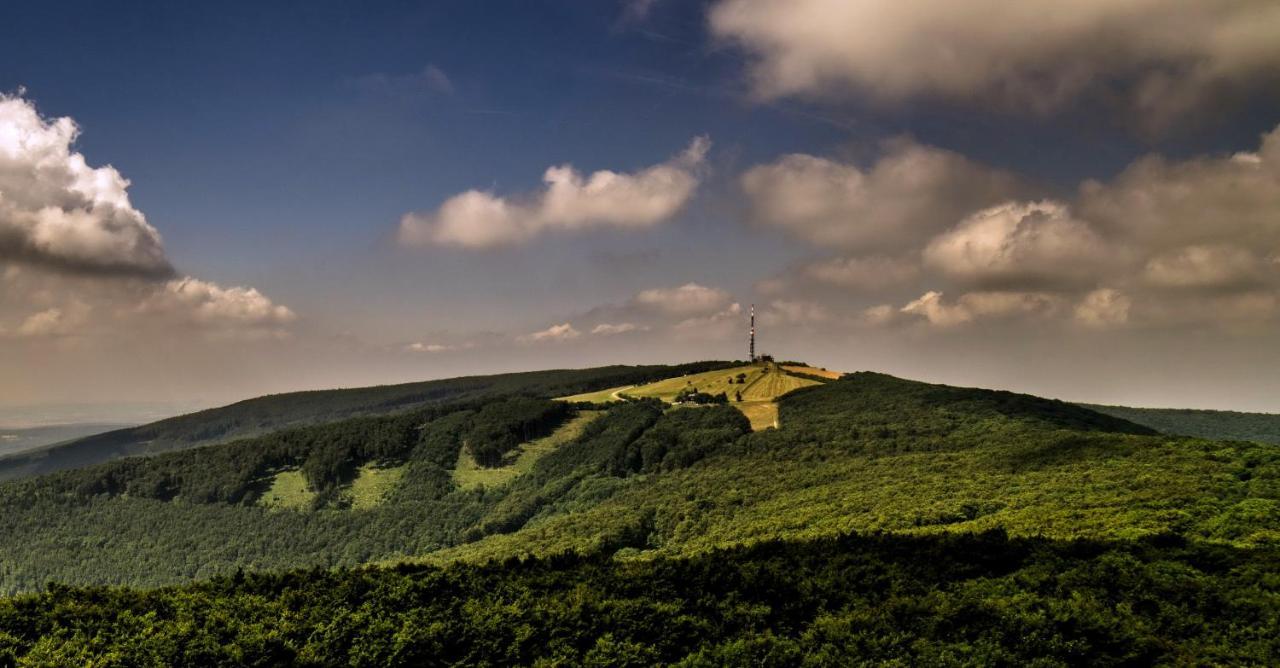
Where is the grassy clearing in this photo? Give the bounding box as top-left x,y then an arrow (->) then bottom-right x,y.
556,385 -> 633,403
736,401 -> 779,431
782,365 -> 842,380
257,469 -> 313,510
739,367 -> 820,401
346,464 -> 405,510
624,363 -> 823,404
453,410 -> 603,491
624,365 -> 763,402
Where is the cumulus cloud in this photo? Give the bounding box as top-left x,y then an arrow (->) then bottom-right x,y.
1074,288 -> 1131,329
631,282 -> 731,316
590,322 -> 646,336
740,140 -> 1023,254
0,94 -> 172,277
710,0 -> 1280,128
400,137 -> 710,248
0,94 -> 297,347
1080,125 -> 1280,251
518,322 -> 581,343
405,341 -> 476,354
899,291 -> 972,328
13,303 -> 87,339
144,277 -> 295,326
900,290 -> 1061,327
745,126 -> 1280,335
1142,244 -> 1268,291
923,200 -> 1113,289
672,302 -> 742,340
530,282 -> 742,346
861,304 -> 898,327
125,277 -> 297,341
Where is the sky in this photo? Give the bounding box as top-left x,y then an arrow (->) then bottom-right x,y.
3,0 -> 1280,418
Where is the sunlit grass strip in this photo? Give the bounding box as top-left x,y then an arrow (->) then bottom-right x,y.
453,411 -> 603,490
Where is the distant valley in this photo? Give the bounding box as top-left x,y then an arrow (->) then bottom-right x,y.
0,423 -> 132,458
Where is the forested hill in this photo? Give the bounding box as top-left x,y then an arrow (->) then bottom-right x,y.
3,368 -> 1276,594
1084,403 -> 1280,444
1,368 -> 1278,663
0,362 -> 734,482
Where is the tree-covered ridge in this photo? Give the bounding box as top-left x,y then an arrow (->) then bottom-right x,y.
0,398 -> 724,593
427,373 -> 1278,563
0,361 -> 736,481
0,369 -> 1276,600
780,372 -> 1158,450
5,397 -> 571,507
0,531 -> 1275,666
1084,402 -> 1280,444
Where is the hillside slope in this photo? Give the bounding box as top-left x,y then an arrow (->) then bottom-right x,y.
1,368 -> 1278,665
1,369 -> 1275,596
0,362 -> 732,482
1084,403 -> 1280,444
2,370 -> 1277,665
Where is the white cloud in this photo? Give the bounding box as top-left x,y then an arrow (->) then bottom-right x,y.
741,126 -> 1280,334
710,0 -> 1280,128
632,282 -> 731,316
901,290 -> 1060,327
1074,288 -> 1131,329
137,277 -> 295,336
590,322 -> 646,336
399,137 -> 710,248
0,94 -> 171,276
1080,125 -> 1280,252
1142,244 -> 1267,291
923,200 -> 1112,289
404,341 -> 472,353
900,291 -> 971,327
740,140 -> 1023,254
861,304 -> 898,327
0,95 -> 298,346
673,302 -> 742,340
518,322 -> 581,343
14,304 -> 87,339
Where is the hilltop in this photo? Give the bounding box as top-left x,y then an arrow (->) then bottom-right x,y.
560,361 -> 831,429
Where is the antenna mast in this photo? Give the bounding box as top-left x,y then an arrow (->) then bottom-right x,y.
749,303 -> 756,362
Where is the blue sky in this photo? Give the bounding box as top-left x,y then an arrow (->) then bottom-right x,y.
3,0 -> 1280,415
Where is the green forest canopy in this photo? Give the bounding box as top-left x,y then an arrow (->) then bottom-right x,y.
0,366 -> 1277,665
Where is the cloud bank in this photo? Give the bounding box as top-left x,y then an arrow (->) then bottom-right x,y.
710,0 -> 1280,128
740,139 -> 1024,254
400,137 -> 710,249
748,126 -> 1280,333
